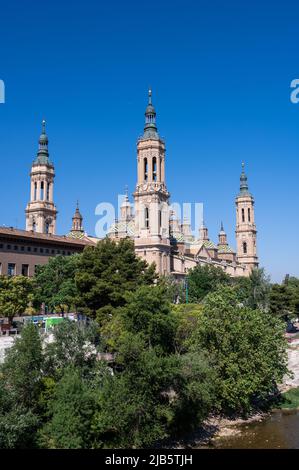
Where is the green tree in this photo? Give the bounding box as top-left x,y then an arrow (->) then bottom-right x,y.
43,319 -> 99,379
0,276 -> 34,325
102,285 -> 176,353
269,284 -> 293,320
75,238 -> 157,324
0,323 -> 43,448
187,264 -> 231,303
39,368 -> 98,449
233,268 -> 270,311
171,303 -> 203,354
34,255 -> 80,314
191,286 -> 289,415
1,323 -> 43,409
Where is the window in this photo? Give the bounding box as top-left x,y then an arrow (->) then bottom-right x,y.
51,249 -> 55,254
243,242 -> 247,254
14,245 -> 18,251
45,222 -> 50,234
241,208 -> 245,223
67,251 -> 71,255
62,251 -> 65,255
21,246 -> 25,251
144,158 -> 148,181
7,244 -> 11,250
159,210 -> 162,231
46,183 -> 50,201
27,246 -> 31,252
32,221 -> 36,232
248,208 -> 251,222
153,157 -> 157,181
46,249 -> 49,254
34,182 -> 37,200
7,263 -> 16,276
0,244 -> 3,249
40,181 -> 44,200
33,247 -> 37,253
40,248 -> 44,253
145,207 -> 149,229
21,264 -> 29,276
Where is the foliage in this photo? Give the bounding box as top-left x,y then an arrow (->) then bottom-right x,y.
0,323 -> 43,448
232,268 -> 270,311
75,238 -> 157,324
1,323 -> 43,409
34,255 -> 80,313
279,387 -> 299,410
0,275 -> 34,324
171,304 -> 203,354
43,319 -> 99,379
269,284 -> 293,320
187,264 -> 231,303
38,368 -> 98,449
190,286 -> 289,415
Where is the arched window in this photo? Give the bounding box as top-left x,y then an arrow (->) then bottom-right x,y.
34,182 -> 37,201
46,183 -> 50,201
248,208 -> 251,222
145,207 -> 149,229
32,220 -> 36,232
243,242 -> 247,254
144,158 -> 148,181
241,208 -> 245,223
159,210 -> 162,231
153,157 -> 157,181
40,181 -> 44,200
45,221 -> 50,234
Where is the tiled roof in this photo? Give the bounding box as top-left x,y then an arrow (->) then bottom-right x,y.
217,244 -> 235,254
0,226 -> 94,247
108,220 -> 135,237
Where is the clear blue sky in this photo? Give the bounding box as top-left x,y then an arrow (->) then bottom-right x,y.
0,0 -> 298,282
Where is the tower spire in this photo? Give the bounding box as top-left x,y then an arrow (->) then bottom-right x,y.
239,162 -> 250,196
36,119 -> 51,165
143,88 -> 158,139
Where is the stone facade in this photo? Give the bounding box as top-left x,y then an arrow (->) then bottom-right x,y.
108,90 -> 259,278
25,121 -> 57,235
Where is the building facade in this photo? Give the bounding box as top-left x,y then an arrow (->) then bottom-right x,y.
108,90 -> 259,277
0,92 -> 258,278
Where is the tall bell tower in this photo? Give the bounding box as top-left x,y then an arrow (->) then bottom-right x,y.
25,120 -> 58,234
133,90 -> 171,275
235,163 -> 258,273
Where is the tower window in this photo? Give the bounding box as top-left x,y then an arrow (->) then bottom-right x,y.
241,208 -> 245,222
153,157 -> 157,181
45,222 -> 50,234
144,158 -> 148,181
34,182 -> 37,200
40,181 -> 44,200
248,208 -> 251,222
32,221 -> 36,232
159,210 -> 162,231
46,183 -> 50,201
145,207 -> 149,229
243,242 -> 247,254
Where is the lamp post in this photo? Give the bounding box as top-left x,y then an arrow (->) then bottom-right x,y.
185,277 -> 189,304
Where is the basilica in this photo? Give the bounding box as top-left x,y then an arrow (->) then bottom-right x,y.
0,91 -> 258,278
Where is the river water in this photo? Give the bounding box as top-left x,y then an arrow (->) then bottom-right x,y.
209,410 -> 299,449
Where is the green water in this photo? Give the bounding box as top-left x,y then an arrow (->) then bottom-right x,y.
210,410 -> 299,449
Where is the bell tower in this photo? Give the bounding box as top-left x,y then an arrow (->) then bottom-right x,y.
235,163 -> 258,273
25,120 -> 58,234
133,89 -> 171,275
